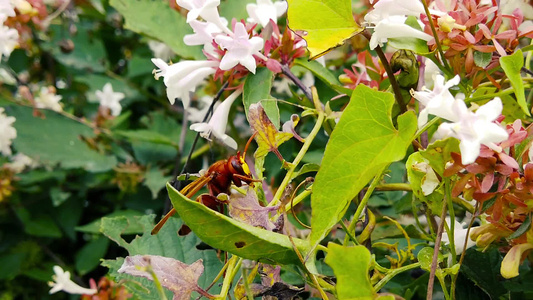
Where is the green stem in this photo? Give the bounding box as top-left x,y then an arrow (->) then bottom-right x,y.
374,262 -> 421,291
216,256 -> 239,300
146,266 -> 168,300
375,183 -> 412,191
420,0 -> 450,72
437,273 -> 451,300
270,111 -> 325,206
284,187 -> 312,212
343,165 -> 387,245
339,220 -> 360,246
465,87 -> 523,103
444,178 -> 456,266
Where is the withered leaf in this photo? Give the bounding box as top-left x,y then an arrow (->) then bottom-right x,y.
248,103 -> 293,160
118,255 -> 205,300
228,189 -> 279,231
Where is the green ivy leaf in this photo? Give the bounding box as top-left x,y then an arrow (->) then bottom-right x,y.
500,50 -> 529,116
243,67 -> 280,128
287,0 -> 363,59
9,106 -> 117,172
324,244 -> 375,299
109,0 -> 203,60
311,85 -> 417,245
167,183 -> 312,266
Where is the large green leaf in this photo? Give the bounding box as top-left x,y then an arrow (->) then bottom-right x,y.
500,50 -> 529,116
310,85 -> 417,245
9,106 -> 117,172
243,67 -> 280,128
287,0 -> 363,59
109,0 -> 203,60
167,183 -> 312,266
324,244 -> 375,299
43,23 -> 107,72
101,215 -> 224,298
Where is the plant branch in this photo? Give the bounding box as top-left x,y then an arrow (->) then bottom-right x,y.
420,0 -> 450,71
362,30 -> 407,113
343,165 -> 387,245
427,198 -> 448,300
270,111 -> 325,206
281,64 -> 313,101
374,262 -> 421,291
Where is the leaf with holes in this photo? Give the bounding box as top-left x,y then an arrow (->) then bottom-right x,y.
167,183 -> 312,266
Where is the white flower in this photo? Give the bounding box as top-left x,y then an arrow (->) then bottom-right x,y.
95,83 -> 125,116
48,265 -> 97,295
187,96 -> 219,123
183,18 -> 227,52
0,0 -> 16,22
6,153 -> 38,173
364,0 -> 427,24
148,40 -> 175,61
442,219 -> 477,254
368,15 -> 432,50
0,24 -> 19,60
151,58 -> 218,108
35,86 -> 63,112
0,107 -> 16,156
412,74 -> 461,128
176,0 -> 229,33
246,0 -> 287,27
435,97 -> 509,165
412,161 -> 440,195
214,22 -> 264,74
190,89 -> 241,149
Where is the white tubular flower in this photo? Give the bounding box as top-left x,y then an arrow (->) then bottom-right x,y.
190,89 -> 241,149
364,0 -> 427,24
176,0 -> 229,33
183,18 -> 227,47
0,0 -> 16,21
0,24 -> 19,60
246,0 -> 288,27
151,58 -> 218,109
442,220 -> 477,255
6,153 -> 38,173
48,266 -> 97,295
412,74 -> 461,128
148,40 -> 175,61
0,107 -> 16,156
369,15 -> 432,50
215,22 -> 264,74
436,97 -> 509,165
95,83 -> 125,116
35,86 -> 63,112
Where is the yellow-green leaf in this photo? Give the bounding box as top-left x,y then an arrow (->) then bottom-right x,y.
325,244 -> 375,299
310,85 -> 417,245
287,0 -> 363,59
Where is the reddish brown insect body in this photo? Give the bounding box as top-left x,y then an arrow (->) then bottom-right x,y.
151,136 -> 258,235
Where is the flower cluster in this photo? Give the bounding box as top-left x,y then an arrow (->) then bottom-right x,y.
412,74 -> 508,165
420,0 -> 533,84
152,0 -> 304,148
441,119 -> 533,278
0,0 -> 20,60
